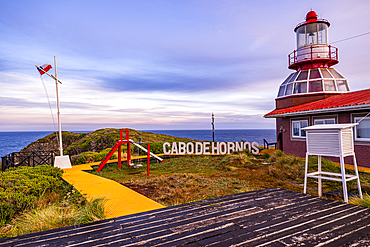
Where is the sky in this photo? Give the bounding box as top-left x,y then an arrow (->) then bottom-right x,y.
1,0 -> 370,131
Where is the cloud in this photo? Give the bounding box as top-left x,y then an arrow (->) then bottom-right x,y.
1,0 -> 370,131
0,96 -> 48,108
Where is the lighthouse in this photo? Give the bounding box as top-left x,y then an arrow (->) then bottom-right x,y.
276,11 -> 350,109
264,10 -> 370,169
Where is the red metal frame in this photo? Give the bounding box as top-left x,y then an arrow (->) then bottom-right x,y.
288,45 -> 338,70
97,129 -> 130,172
96,129 -> 152,175
147,143 -> 150,175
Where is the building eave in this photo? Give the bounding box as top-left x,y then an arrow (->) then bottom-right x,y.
264,104 -> 370,118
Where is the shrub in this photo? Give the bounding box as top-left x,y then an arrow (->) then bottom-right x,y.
72,149 -> 118,165
0,165 -> 64,226
0,193 -> 36,225
148,142 -> 164,154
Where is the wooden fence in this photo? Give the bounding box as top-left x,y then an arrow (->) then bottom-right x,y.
1,150 -> 59,171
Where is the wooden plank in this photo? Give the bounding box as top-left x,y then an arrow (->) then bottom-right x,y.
1,188 -> 370,247
76,190 -> 311,246
295,212 -> 370,246
82,194 -> 328,246
196,201 -> 348,246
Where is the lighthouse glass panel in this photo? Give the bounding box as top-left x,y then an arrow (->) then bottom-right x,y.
309,69 -> 321,79
297,71 -> 308,81
277,68 -> 349,98
278,85 -> 286,97
323,80 -> 336,91
286,83 -> 294,95
282,73 -> 295,84
289,72 -> 299,82
320,68 -> 333,78
306,23 -> 319,45
318,23 -> 328,44
337,80 -> 349,91
309,80 -> 323,92
297,26 -> 306,48
328,68 -> 344,78
294,82 -> 307,94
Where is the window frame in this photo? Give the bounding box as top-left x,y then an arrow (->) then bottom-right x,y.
354,117 -> 370,142
292,120 -> 308,138
314,118 -> 335,125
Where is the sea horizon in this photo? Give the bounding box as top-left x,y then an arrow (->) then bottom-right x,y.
0,129 -> 276,157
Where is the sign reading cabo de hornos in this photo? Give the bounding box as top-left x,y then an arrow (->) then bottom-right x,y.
163,141 -> 259,155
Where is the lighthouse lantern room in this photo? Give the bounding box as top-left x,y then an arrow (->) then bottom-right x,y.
277,11 -> 350,101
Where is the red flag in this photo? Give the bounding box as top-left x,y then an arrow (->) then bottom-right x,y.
37,63 -> 52,75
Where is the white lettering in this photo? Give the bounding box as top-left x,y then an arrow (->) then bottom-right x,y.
178,142 -> 186,154
187,142 -> 194,154
164,141 -> 259,156
171,142 -> 178,154
252,142 -> 259,155
219,142 -> 227,155
244,142 -> 251,153
203,142 -> 210,155
211,142 -> 219,154
235,142 -> 243,152
195,142 -> 203,155
227,142 -> 235,154
163,142 -> 171,155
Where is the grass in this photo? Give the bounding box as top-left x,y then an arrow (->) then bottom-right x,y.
1,198 -> 106,238
93,150 -> 370,207
349,193 -> 370,208
0,165 -> 106,239
3,150 -> 370,238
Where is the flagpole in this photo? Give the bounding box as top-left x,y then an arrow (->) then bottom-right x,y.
54,56 -> 63,156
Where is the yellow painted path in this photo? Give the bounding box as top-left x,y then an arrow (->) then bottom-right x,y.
62,161 -> 164,219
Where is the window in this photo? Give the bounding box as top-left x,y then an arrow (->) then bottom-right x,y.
314,118 -> 335,125
355,117 -> 370,141
320,68 -> 333,78
337,80 -> 349,91
294,82 -> 307,94
278,85 -> 286,97
309,80 -> 323,92
285,83 -> 293,95
323,80 -> 336,91
292,120 -> 308,138
309,69 -> 321,79
297,71 -> 308,81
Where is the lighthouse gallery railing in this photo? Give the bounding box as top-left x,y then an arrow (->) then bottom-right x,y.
288,44 -> 338,67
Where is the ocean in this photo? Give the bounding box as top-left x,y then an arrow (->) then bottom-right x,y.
146,129 -> 276,143
0,129 -> 276,158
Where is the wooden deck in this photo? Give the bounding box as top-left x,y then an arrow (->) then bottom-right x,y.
1,188 -> 370,246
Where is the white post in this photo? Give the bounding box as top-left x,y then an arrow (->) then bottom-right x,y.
353,154 -> 363,199
54,56 -> 63,157
304,153 -> 309,194
340,155 -> 348,203
52,56 -> 72,169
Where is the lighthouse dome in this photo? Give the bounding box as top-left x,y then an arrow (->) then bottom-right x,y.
277,68 -> 349,98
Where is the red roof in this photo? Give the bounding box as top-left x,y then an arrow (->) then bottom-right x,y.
264,88 -> 370,118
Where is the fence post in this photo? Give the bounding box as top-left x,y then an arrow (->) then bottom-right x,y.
30,152 -> 32,167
